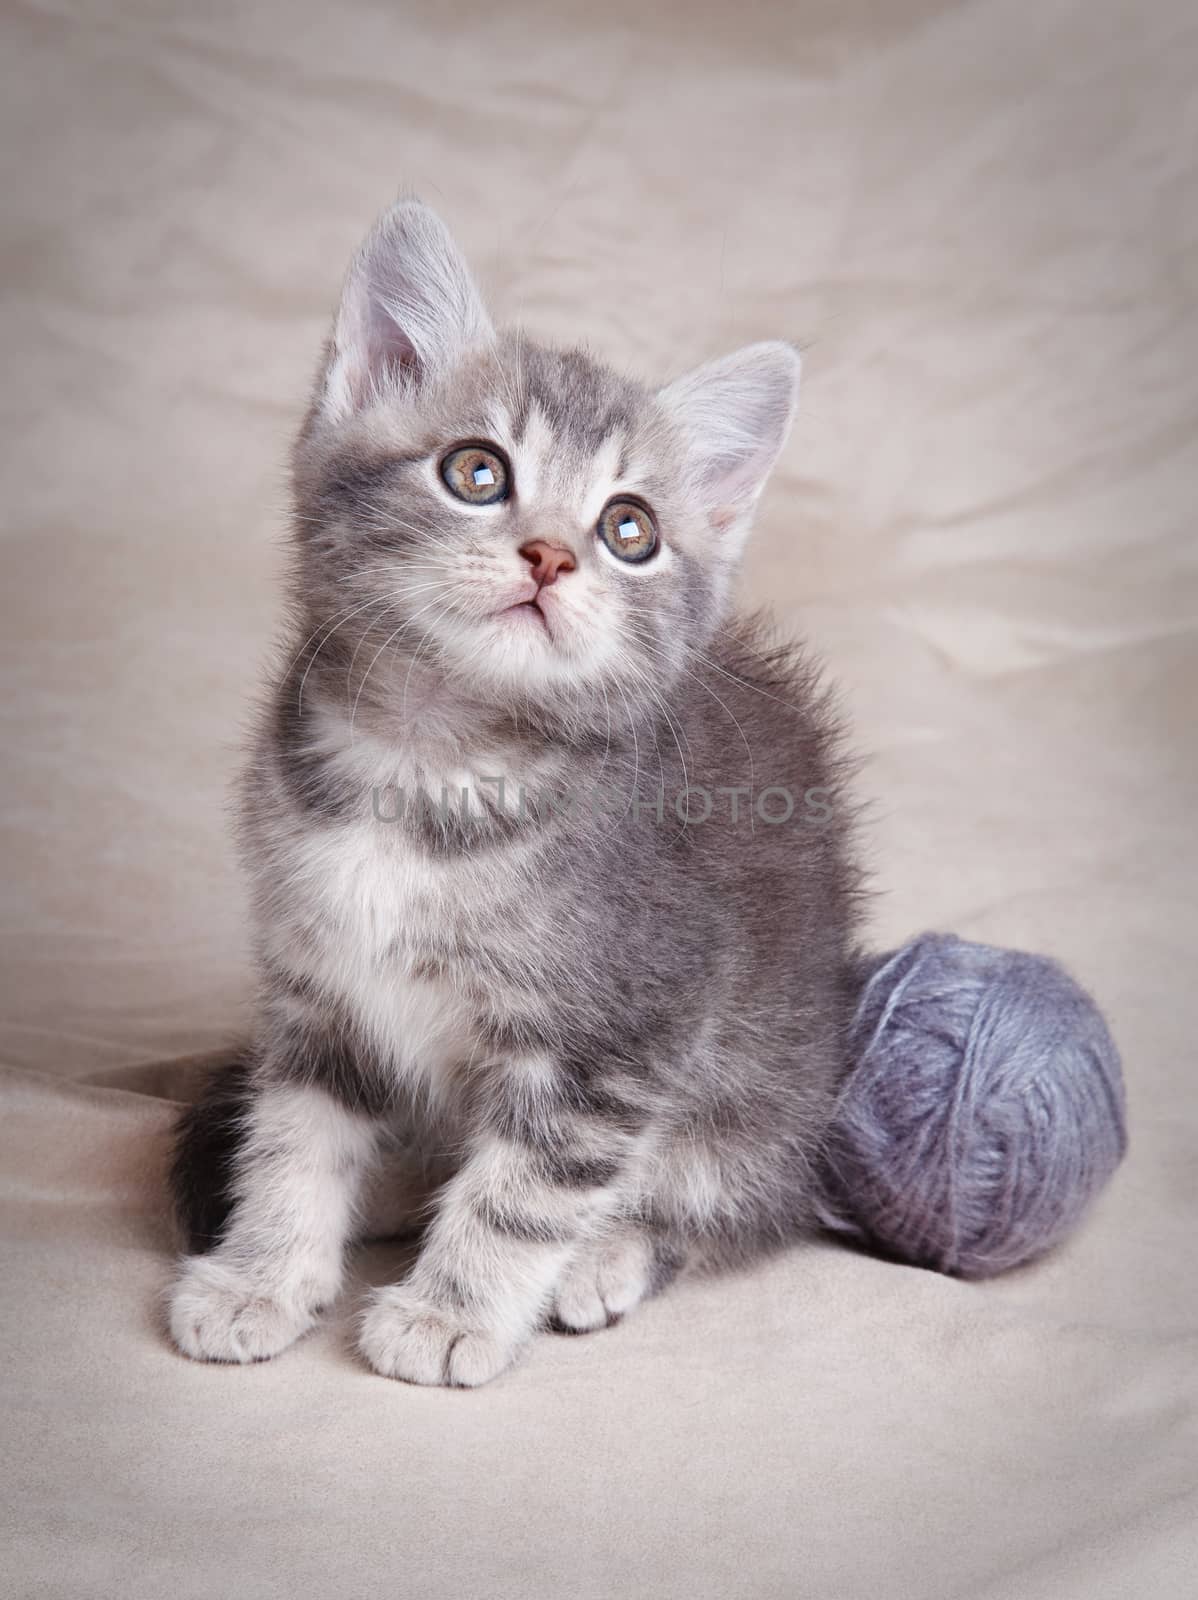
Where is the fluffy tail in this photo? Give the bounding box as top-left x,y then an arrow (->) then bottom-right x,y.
169,1053 -> 257,1254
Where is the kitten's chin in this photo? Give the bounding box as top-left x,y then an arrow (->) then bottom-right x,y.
436,604 -> 611,703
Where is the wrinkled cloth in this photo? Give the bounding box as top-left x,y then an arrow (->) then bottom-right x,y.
1,1 -> 1196,1596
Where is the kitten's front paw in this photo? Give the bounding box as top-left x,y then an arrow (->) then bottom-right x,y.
551,1229 -> 659,1333
358,1287 -> 522,1387
168,1256 -> 322,1364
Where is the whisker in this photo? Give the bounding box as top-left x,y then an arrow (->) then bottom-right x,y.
344,601 -> 407,704
347,592 -> 457,742
294,592 -> 398,713
400,600 -> 460,730
611,679 -> 641,827
621,623 -> 758,820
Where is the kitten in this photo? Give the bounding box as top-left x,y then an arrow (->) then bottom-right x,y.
168,200 -> 862,1386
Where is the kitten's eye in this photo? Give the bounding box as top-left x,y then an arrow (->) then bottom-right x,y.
440,443 -> 510,505
597,498 -> 658,563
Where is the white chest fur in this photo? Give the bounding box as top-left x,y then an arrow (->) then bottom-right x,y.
266,813 -> 484,1094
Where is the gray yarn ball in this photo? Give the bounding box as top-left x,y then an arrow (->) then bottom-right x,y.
819,932 -> 1127,1278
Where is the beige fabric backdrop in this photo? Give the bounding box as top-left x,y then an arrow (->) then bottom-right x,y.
2,1 -> 1196,1595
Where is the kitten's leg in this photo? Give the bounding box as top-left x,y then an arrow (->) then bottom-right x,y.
169,1072 -> 380,1364
549,1216 -> 685,1334
358,1053 -> 653,1387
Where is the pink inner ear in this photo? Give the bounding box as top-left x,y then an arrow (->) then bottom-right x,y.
331,288 -> 424,414
358,302 -> 420,400
321,203 -> 495,422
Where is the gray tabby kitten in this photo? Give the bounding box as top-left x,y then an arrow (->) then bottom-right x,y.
168,201 -> 861,1386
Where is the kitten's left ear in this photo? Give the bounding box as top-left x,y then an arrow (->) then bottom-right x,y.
658,341 -> 800,547
320,200 -> 493,423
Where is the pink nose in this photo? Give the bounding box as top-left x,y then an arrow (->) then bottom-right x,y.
519,540 -> 576,588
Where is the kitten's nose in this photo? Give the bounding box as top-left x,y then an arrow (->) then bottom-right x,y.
519,540 -> 576,588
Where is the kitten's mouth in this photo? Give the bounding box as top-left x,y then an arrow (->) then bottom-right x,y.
498,593 -> 553,638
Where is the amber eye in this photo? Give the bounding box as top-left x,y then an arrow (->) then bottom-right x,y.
440,443 -> 510,505
597,498 -> 658,563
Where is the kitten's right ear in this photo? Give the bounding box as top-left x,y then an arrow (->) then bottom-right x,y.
658,341 -> 800,550
319,200 -> 493,422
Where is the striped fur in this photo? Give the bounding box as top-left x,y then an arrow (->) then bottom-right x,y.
167,202 -> 863,1384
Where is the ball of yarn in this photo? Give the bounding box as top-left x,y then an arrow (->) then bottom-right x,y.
819,932 -> 1127,1278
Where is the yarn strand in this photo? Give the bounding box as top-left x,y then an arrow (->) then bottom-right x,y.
821,933 -> 1127,1277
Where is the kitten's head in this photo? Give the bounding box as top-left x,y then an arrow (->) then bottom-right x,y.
292,201 -> 798,734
